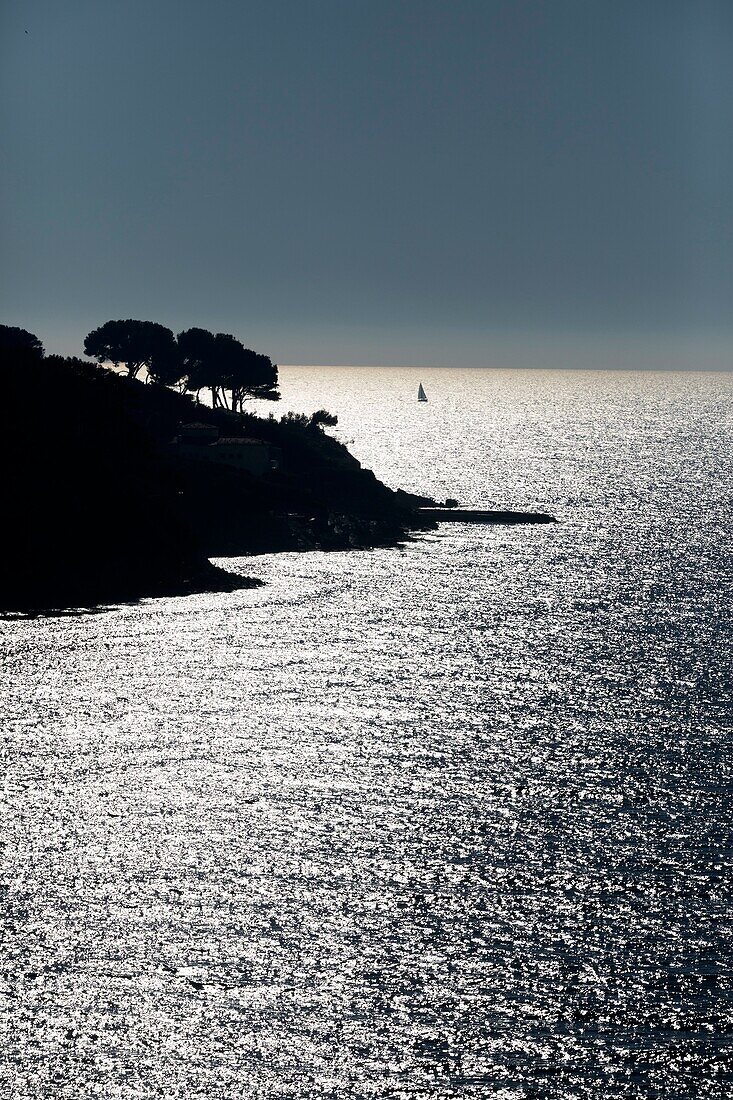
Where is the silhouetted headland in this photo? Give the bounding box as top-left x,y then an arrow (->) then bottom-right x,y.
0,321 -> 555,612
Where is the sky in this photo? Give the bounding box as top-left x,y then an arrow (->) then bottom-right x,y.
2,0 -> 732,368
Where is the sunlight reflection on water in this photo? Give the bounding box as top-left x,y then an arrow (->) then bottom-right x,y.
2,369 -> 732,1097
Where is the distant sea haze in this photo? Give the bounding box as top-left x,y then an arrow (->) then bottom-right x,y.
5,366 -> 732,1096
273,333 -> 733,373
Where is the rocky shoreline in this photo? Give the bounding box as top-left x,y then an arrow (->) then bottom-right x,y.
0,349 -> 556,614
0,350 -> 440,613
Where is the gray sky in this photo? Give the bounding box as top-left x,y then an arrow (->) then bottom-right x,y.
2,0 -> 732,367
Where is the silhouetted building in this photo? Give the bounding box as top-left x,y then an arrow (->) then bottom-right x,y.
172,423 -> 281,474
176,422 -> 220,445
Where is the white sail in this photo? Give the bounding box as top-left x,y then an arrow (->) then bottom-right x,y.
417,382 -> 428,402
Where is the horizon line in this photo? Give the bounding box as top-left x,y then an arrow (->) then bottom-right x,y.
281,363 -> 733,373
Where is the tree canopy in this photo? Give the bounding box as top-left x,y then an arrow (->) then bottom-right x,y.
177,327 -> 279,409
310,409 -> 338,429
0,324 -> 44,358
146,343 -> 184,387
178,327 -> 220,397
219,338 -> 279,412
84,319 -> 177,379
81,318 -> 279,406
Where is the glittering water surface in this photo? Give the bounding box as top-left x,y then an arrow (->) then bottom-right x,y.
2,368 -> 732,1098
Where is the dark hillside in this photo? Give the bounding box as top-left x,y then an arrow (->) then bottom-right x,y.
0,353 -> 218,609
0,353 -> 432,610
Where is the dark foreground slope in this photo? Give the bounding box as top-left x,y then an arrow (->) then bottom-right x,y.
0,353 -> 431,611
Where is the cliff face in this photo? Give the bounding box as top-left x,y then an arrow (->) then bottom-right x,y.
0,353 -> 431,611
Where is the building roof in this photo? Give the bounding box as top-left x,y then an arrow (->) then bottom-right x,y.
213,437 -> 270,446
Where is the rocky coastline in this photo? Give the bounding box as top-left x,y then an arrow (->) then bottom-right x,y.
0,350 -> 437,613
1,348 -> 554,614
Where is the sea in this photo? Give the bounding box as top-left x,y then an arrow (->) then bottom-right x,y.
2,367 -> 732,1099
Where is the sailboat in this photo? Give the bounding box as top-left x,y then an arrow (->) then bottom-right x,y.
417,382 -> 428,402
